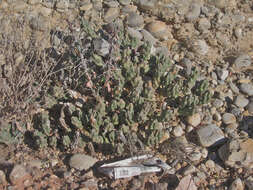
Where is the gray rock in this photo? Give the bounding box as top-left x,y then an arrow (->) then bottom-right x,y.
10,165 -> 30,184
234,28 -> 242,39
180,58 -> 192,76
234,95 -> 249,108
28,160 -> 43,169
197,124 -> 225,147
104,0 -> 119,8
140,29 -> 157,45
205,160 -> 215,169
212,98 -> 223,108
92,0 -> 103,10
69,154 -> 97,170
185,2 -> 201,22
209,0 -> 227,9
231,14 -> 246,24
234,54 -> 252,69
56,0 -> 69,10
127,27 -> 143,40
188,151 -> 202,161
0,170 -> 6,184
80,3 -> 93,11
229,81 -> 240,94
225,123 -> 238,135
104,7 -> 120,23
145,21 -> 172,40
198,18 -> 211,32
218,138 -> 253,168
127,12 -> 144,28
93,38 -> 110,57
222,113 -> 236,124
201,4 -> 219,17
121,5 -> 137,14
183,165 -> 196,175
216,69 -> 229,81
186,113 -> 201,127
173,126 -> 184,137
213,112 -> 221,121
119,0 -> 131,5
138,0 -> 156,11
245,176 -> 253,190
41,0 -> 55,8
229,178 -> 244,190
246,101 -> 253,114
191,39 -> 209,55
240,83 -> 253,96
29,15 -> 48,31
27,0 -> 41,4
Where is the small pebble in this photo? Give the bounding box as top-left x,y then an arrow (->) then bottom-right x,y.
225,123 -> 238,134
234,54 -> 252,69
69,154 -> 98,171
234,95 -> 249,108
245,176 -> 253,190
186,113 -> 201,127
118,0 -> 131,6
185,2 -> 201,22
230,81 -> 240,94
205,160 -> 215,169
127,27 -> 143,40
104,0 -> 119,8
173,126 -> 184,137
229,178 -> 244,190
141,29 -> 157,45
188,151 -> 202,161
183,165 -> 196,175
93,38 -> 110,57
191,39 -> 209,55
240,83 -> 253,96
234,28 -> 242,39
201,148 -> 208,158
197,124 -> 225,147
216,69 -> 229,81
127,12 -> 144,28
146,21 -> 172,40
213,112 -> 221,121
222,113 -> 236,124
246,101 -> 253,114
29,160 -> 42,169
138,0 -> 156,11
10,165 -> 30,184
0,170 -> 6,184
104,7 -> 120,23
213,99 -> 223,108
198,18 -> 211,32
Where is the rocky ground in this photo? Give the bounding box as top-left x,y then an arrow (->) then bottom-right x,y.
0,0 -> 253,189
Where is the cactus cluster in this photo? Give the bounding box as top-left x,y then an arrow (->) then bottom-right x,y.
0,19 -> 212,152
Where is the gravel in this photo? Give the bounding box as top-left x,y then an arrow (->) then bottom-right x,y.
2,0 -> 253,188
218,138 -> 253,168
